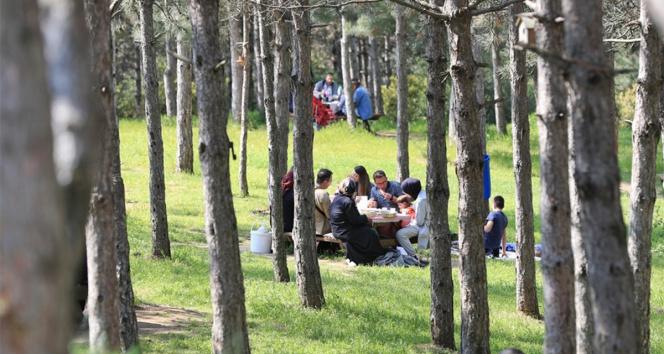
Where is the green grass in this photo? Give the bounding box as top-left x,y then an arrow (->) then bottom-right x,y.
114,115 -> 663,353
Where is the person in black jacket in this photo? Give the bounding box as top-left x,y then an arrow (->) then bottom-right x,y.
329,178 -> 386,264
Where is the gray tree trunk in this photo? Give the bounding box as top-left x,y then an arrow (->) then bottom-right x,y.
444,1 -> 490,352
85,0 -> 121,349
350,37 -> 360,80
189,0 -> 251,351
472,41 -> 489,218
384,35 -> 392,87
341,9 -> 358,128
111,7 -> 139,350
492,25 -> 507,135
229,2 -> 243,123
395,4 -> 409,181
628,2 -> 662,352
164,36 -> 177,119
253,14 -> 265,113
426,4 -> 455,349
176,34 -> 194,174
562,0 -> 639,351
135,45 -> 143,117
509,2 -> 539,319
569,113 -> 595,354
239,6 -> 250,197
369,37 -> 385,115
292,0 -> 326,309
1,0 -> 95,350
272,0 -> 292,282
535,0 -> 576,351
140,0 -> 170,258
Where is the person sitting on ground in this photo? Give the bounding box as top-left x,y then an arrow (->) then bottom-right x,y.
397,194 -> 415,228
338,78 -> 373,120
485,195 -> 508,258
314,168 -> 333,236
314,72 -> 340,101
369,170 -> 402,209
394,178 -> 429,257
329,178 -> 386,265
350,165 -> 373,200
281,167 -> 295,232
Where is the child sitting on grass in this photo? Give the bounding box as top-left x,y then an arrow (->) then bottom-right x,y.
397,195 -> 415,228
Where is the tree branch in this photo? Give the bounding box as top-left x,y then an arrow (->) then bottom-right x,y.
516,42 -> 635,76
166,50 -> 191,63
471,0 -> 525,16
387,0 -> 448,19
214,59 -> 228,72
604,38 -> 641,43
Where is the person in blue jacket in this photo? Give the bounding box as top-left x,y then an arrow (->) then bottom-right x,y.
338,78 -> 373,120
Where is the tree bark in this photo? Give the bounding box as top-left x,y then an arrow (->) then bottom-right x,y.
111,7 -> 139,350
272,0 -> 292,282
189,0 -> 251,351
472,40 -> 489,217
176,34 -> 194,174
361,38 -> 371,94
628,2 -> 662,352
85,0 -> 121,349
229,2 -> 243,123
449,83 -> 457,143
135,45 -> 143,117
239,5 -> 250,197
350,37 -> 360,80
292,0 -> 326,309
395,4 -> 409,181
1,1 -> 87,351
492,24 -> 507,135
369,36 -> 385,115
341,9 -> 358,128
384,35 -> 392,87
445,1 -> 490,352
535,0 -> 576,351
164,36 -> 177,119
140,0 -> 171,258
509,2 -> 539,318
562,0 -> 639,351
253,13 -> 265,114
569,117 -> 595,354
426,4 -> 455,349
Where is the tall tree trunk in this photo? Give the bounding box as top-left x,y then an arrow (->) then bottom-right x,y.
562,0 -> 639,351
605,44 -> 619,154
492,24 -> 507,135
1,0 -> 96,350
239,6 -> 250,197
164,36 -> 177,119
176,34 -> 194,174
85,0 -> 121,349
272,0 -> 291,282
369,36 -> 385,115
292,0 -> 326,309
261,0 -> 289,283
472,40 -> 489,217
350,37 -> 360,80
445,1 -> 490,352
536,0 -> 576,351
135,45 -> 143,117
569,113 -> 595,354
229,2 -> 243,123
384,35 -> 392,87
252,13 -> 264,114
341,9 -> 358,128
189,0 -> 251,351
140,0 -> 170,258
360,38 -> 371,93
426,4 -> 455,349
395,4 -> 409,181
509,2 -> 539,318
111,7 -> 139,350
628,2 -> 662,352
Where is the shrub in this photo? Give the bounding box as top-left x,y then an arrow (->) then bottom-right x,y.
616,82 -> 636,122
381,75 -> 428,123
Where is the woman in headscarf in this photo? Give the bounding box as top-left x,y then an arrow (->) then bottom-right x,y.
350,165 -> 373,198
329,178 -> 386,265
395,178 -> 429,257
281,167 -> 295,232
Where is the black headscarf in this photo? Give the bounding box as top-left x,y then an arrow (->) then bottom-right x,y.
401,178 -> 422,200
339,178 -> 356,196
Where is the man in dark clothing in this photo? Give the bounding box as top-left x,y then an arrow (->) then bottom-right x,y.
484,195 -> 508,258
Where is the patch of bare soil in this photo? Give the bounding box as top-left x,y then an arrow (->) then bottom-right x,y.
135,303 -> 209,336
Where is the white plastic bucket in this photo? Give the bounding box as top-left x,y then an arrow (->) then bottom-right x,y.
250,222 -> 272,253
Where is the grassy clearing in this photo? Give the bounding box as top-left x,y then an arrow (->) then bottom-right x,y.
115,115 -> 663,353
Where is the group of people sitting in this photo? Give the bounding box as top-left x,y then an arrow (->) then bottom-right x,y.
312,73 -> 374,124
281,165 -> 429,265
